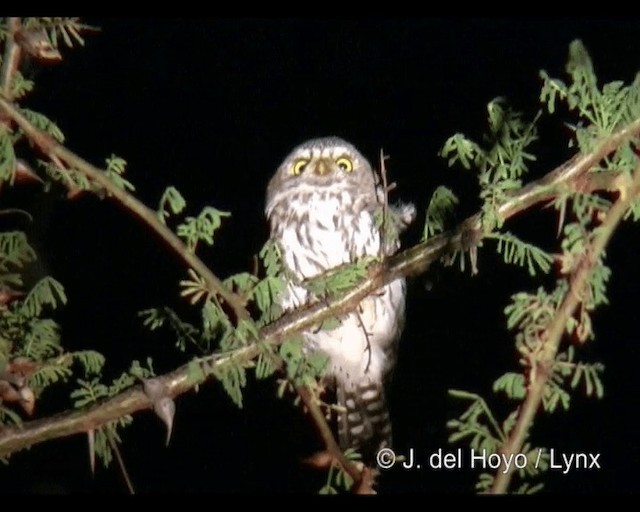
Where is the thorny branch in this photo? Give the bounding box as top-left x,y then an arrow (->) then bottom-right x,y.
489,158 -> 640,494
0,96 -> 250,324
0,106 -> 638,469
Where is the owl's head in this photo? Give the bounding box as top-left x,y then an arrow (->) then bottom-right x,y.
266,136 -> 377,215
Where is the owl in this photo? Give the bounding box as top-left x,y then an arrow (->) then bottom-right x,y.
265,137 -> 414,461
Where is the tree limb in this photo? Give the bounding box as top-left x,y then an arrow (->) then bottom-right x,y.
0,96 -> 250,323
1,117 -> 639,459
489,158 -> 640,494
296,386 -> 365,491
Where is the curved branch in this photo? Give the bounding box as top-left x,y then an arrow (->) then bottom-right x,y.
1,117 -> 638,459
0,96 -> 250,323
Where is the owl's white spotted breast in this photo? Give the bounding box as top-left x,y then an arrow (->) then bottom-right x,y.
279,188 -> 380,279
273,186 -> 405,388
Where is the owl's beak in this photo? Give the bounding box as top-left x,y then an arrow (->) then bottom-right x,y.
313,158 -> 333,176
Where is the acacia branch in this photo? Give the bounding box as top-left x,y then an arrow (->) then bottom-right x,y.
0,18 -> 21,99
0,96 -> 250,323
1,117 -> 639,459
296,386 -> 365,490
490,158 -> 640,494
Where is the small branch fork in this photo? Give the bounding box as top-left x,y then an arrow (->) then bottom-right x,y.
489,158 -> 640,494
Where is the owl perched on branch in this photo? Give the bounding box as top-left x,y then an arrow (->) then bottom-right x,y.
266,137 -> 414,461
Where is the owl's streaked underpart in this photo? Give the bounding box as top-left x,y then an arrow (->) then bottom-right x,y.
266,137 -> 414,461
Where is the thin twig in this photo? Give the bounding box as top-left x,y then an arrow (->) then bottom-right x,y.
49,153 -> 82,196
378,149 -> 389,259
106,425 -> 135,494
296,386 -> 365,491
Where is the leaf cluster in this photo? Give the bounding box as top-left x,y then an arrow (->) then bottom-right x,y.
445,39 -> 638,493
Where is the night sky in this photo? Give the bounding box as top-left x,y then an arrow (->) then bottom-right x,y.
1,18 -> 639,493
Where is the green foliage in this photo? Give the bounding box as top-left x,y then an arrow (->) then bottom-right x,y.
42,160 -> 92,191
303,258 -> 371,300
553,346 -> 604,399
158,186 -> 187,224
212,360 -> 247,408
104,155 -> 134,192
259,239 -> 284,277
446,390 -> 505,452
20,108 -> 65,143
251,241 -> 286,324
91,420 -> 132,469
128,358 -> 156,382
202,299 -> 233,349
440,99 -> 539,231
10,71 -> 34,100
71,377 -> 109,407
0,126 -> 16,184
625,197 -> 640,222
0,229 -> 104,413
493,372 -> 526,400
422,185 -> 459,241
279,336 -> 328,387
444,40 -> 639,493
139,306 -> 205,352
0,231 -> 36,286
233,319 -> 260,347
73,350 -> 106,375
224,272 -> 258,298
177,206 -> 230,253
254,343 -> 278,380
540,40 -> 640,142
488,232 -> 553,277
0,405 -> 23,430
447,391 -> 548,492
70,359 -> 154,469
20,276 -> 66,317
144,238 -> 287,409
319,448 -> 361,494
554,193 -> 612,234
251,276 -> 285,324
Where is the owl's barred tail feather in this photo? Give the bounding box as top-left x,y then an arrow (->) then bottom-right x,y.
337,380 -> 391,462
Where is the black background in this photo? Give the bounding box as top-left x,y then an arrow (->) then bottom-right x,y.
1,18 -> 639,493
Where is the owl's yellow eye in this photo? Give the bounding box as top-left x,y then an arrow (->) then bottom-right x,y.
336,156 -> 353,173
291,159 -> 309,176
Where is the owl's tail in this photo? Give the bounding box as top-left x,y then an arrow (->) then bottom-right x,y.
337,380 -> 391,463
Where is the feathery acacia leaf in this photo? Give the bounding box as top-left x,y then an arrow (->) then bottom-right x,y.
422,186 -> 459,241
158,186 -> 186,224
